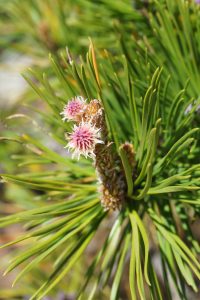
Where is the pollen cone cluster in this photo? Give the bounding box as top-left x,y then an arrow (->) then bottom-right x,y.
62,97 -> 135,210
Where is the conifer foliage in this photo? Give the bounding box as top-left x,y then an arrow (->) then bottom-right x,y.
0,0 -> 200,299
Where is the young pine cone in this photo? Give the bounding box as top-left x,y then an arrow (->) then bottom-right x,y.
61,97 -> 135,210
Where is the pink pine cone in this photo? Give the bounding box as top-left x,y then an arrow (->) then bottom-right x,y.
60,96 -> 86,121
66,121 -> 104,159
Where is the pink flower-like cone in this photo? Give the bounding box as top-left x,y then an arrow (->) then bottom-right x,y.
66,121 -> 104,159
62,97 -> 135,210
60,96 -> 86,121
